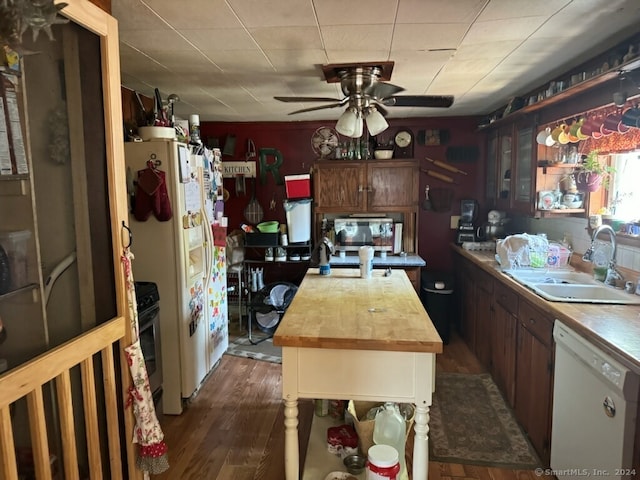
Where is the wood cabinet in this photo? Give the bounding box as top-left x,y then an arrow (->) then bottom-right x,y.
515,299 -> 555,466
474,269 -> 494,370
313,159 -> 419,254
454,255 -> 493,370
492,281 -> 518,407
454,250 -> 557,467
485,121 -> 536,215
313,160 -> 418,212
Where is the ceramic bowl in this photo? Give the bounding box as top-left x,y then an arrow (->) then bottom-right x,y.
374,149 -> 393,159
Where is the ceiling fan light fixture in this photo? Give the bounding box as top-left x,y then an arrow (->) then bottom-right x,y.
336,107 -> 358,137
353,113 -> 364,138
365,106 -> 388,136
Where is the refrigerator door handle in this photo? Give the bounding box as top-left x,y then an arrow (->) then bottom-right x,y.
202,209 -> 214,291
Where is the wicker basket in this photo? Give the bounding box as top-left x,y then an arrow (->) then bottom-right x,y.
347,400 -> 415,455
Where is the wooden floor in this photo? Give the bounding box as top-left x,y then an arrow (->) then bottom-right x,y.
154,321 -> 541,480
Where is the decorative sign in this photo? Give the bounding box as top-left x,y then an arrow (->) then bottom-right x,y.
259,147 -> 284,185
222,161 -> 256,178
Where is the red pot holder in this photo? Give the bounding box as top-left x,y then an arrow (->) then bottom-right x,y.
133,163 -> 172,222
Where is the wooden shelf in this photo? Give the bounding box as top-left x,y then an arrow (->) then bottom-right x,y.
481,56 -> 640,130
535,208 -> 585,218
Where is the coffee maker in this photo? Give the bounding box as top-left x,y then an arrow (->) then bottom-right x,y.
457,199 -> 478,244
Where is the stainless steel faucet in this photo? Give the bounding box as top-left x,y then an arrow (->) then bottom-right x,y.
582,224 -> 624,287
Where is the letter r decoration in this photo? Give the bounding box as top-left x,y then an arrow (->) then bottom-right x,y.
259,148 -> 284,185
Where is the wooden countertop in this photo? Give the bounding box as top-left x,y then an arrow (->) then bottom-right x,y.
273,268 -> 443,353
453,245 -> 640,374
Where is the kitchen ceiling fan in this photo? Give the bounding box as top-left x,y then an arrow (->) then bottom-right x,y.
274,62 -> 453,115
274,62 -> 453,137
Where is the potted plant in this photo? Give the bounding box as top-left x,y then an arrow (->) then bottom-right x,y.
575,150 -> 615,192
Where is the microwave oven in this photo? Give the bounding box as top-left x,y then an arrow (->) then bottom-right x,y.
333,217 -> 394,251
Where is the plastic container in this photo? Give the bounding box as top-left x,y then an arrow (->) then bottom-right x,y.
284,174 -> 311,199
283,199 -> 312,243
366,444 -> 400,480
0,230 -> 31,290
359,246 -> 374,279
373,402 -> 407,480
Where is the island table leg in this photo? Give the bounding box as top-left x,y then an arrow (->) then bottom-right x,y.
413,404 -> 430,480
284,398 -> 299,480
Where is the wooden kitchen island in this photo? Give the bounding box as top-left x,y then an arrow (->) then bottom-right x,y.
273,268 -> 443,480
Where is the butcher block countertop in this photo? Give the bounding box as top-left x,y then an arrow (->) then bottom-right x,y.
453,245 -> 640,374
273,268 -> 443,353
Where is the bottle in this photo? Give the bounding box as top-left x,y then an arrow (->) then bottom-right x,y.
373,402 -> 407,480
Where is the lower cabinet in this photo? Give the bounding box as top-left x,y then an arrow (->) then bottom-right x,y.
515,299 -> 554,466
492,282 -> 518,408
455,252 -> 555,466
474,269 -> 494,370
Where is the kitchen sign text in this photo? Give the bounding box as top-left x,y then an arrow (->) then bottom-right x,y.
222,161 -> 256,178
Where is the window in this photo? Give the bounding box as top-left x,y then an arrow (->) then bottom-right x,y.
609,152 -> 640,221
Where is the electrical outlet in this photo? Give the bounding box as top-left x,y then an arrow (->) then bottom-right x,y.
450,215 -> 460,229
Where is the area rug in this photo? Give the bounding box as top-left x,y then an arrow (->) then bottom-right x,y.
225,335 -> 282,364
429,372 -> 540,469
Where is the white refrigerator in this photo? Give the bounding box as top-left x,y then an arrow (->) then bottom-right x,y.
125,140 -> 228,415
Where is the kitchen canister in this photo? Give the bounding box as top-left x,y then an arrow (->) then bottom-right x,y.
359,246 -> 374,279
366,444 -> 400,480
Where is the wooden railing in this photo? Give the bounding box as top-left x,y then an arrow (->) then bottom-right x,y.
0,317 -> 132,480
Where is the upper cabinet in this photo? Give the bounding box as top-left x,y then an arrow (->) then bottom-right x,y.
486,122 -> 536,215
313,160 -> 419,213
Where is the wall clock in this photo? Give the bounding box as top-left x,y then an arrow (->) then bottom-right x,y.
393,128 -> 414,158
311,127 -> 339,159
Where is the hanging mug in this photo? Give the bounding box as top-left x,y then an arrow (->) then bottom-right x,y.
621,107 -> 640,128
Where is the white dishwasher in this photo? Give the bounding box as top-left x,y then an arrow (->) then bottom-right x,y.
551,321 -> 639,479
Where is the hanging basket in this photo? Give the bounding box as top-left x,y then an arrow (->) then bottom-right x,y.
575,171 -> 603,192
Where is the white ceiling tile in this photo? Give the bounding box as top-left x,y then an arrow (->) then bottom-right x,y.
314,0 -> 399,25
391,23 -> 467,51
325,50 -> 391,64
201,50 -> 276,73
463,16 -> 547,43
144,0 -> 241,29
396,0 -> 487,24
265,49 -> 329,74
321,25 -> 393,51
119,29 -> 196,51
249,27 -> 323,50
226,0 -> 317,28
477,0 -> 571,20
181,28 -> 257,51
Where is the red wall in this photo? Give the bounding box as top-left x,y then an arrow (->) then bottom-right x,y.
201,116 -> 484,272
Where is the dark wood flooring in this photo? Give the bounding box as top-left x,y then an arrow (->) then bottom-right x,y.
154,320 -> 541,479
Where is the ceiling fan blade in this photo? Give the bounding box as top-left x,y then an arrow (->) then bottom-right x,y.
288,102 -> 345,115
382,95 -> 454,108
366,81 -> 405,100
274,96 -> 341,103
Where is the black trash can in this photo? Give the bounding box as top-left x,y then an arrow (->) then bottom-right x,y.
420,271 -> 454,344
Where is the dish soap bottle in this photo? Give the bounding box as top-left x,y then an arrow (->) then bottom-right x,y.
373,402 -> 407,480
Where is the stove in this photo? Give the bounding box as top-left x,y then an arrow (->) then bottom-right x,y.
133,281 -> 162,403
134,281 -> 160,314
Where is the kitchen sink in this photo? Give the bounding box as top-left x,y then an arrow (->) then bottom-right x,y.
503,269 -> 596,285
503,269 -> 640,304
529,283 -> 640,304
